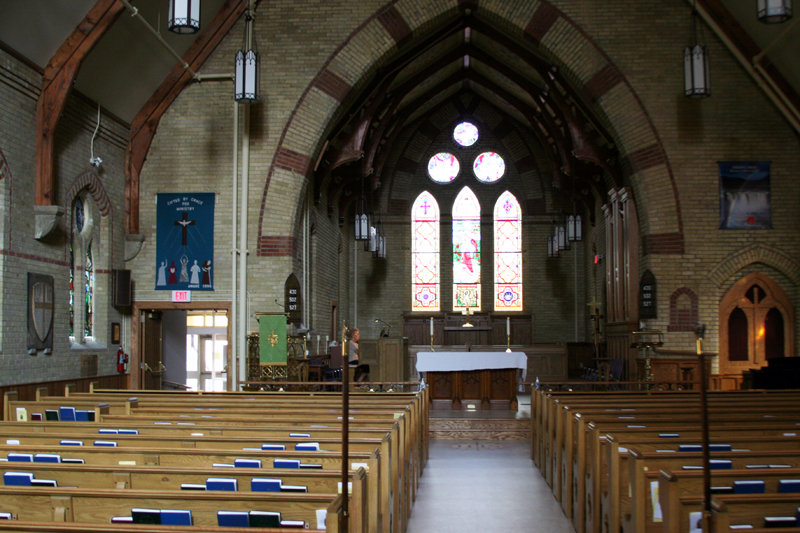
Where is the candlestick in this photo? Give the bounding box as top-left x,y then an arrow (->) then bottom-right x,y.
430,317 -> 434,336
506,316 -> 510,336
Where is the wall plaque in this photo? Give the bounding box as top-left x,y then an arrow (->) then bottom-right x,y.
27,273 -> 54,353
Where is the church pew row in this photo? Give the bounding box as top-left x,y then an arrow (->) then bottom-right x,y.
655,468 -> 800,533
573,414 -> 800,532
5,388 -> 430,533
530,389 -> 800,533
604,436 -> 800,533
0,463 -> 367,533
568,418 -> 800,528
678,494 -> 800,533
9,396 -> 414,533
0,429 -> 386,533
100,411 -> 404,532
0,486 -> 342,530
0,443 -> 382,533
0,523 -> 326,533
77,386 -> 429,469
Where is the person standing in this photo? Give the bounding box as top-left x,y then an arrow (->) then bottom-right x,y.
348,328 -> 370,382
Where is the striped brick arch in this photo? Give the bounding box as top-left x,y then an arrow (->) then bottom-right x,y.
65,168 -> 112,218
256,0 -> 682,256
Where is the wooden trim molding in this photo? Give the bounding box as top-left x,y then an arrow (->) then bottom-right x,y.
35,0 -> 125,206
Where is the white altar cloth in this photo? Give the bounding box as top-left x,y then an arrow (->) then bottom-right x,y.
416,351 -> 528,379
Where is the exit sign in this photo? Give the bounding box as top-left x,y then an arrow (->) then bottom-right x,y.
172,290 -> 191,303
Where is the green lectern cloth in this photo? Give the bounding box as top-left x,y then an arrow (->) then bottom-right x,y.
258,313 -> 287,365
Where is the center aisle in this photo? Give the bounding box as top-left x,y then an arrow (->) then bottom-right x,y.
406,439 -> 575,532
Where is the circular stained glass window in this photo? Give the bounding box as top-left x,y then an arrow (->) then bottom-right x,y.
427,152 -> 460,183
453,122 -> 479,147
473,152 -> 505,183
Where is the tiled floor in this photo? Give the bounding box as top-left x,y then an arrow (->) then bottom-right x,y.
406,440 -> 575,533
407,396 -> 575,533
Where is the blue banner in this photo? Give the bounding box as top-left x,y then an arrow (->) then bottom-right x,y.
155,193 -> 215,290
719,161 -> 771,230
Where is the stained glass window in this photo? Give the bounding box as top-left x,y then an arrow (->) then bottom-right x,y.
411,191 -> 440,311
69,243 -> 74,337
84,243 -> 94,338
494,191 -> 522,311
427,152 -> 459,183
452,187 -> 481,311
453,122 -> 479,147
473,151 -> 505,183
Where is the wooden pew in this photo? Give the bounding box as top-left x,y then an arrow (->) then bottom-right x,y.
0,486 -> 342,531
0,429 -> 386,533
673,493 -> 800,533
0,462 -> 367,532
0,443 -> 380,532
657,468 -> 800,533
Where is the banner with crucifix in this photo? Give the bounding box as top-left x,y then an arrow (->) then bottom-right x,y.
155,193 -> 215,291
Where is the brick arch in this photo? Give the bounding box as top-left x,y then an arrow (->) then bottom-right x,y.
65,168 -> 112,218
256,0 -> 682,256
708,243 -> 800,288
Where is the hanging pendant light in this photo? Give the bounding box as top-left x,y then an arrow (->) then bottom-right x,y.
758,0 -> 792,22
354,176 -> 369,241
377,234 -> 387,259
684,2 -> 710,98
168,0 -> 200,34
568,214 -> 582,241
557,225 -> 569,251
235,11 -> 260,103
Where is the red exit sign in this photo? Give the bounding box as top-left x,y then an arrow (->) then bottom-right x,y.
172,290 -> 191,303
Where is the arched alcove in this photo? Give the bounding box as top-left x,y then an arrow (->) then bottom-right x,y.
719,272 -> 795,374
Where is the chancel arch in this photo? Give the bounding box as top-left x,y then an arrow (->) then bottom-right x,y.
718,272 -> 795,375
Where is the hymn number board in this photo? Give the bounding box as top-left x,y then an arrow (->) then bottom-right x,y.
284,273 -> 302,325
639,270 -> 657,319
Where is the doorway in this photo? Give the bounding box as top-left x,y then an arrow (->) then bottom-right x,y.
133,302 -> 232,391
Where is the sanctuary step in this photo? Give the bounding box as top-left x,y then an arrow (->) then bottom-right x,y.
429,415 -> 530,440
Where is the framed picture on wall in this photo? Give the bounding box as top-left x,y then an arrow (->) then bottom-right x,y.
719,161 -> 771,229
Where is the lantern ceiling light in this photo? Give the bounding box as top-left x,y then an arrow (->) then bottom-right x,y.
168,0 -> 200,34
235,10 -> 260,103
684,1 -> 710,98
758,0 -> 792,22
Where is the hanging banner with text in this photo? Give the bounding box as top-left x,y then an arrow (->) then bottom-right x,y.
155,193 -> 215,290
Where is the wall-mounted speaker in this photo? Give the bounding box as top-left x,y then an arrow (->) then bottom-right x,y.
112,269 -> 132,309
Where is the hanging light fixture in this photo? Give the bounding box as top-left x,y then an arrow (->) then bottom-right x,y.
568,214 -> 582,242
758,0 -> 792,22
354,176 -> 369,241
684,1 -> 710,98
168,0 -> 200,34
377,234 -> 387,259
374,217 -> 386,258
235,10 -> 260,103
548,235 -> 559,258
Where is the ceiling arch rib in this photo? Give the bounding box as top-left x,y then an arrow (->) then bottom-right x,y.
315,11 -> 620,220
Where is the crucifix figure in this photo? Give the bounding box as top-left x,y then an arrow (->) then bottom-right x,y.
174,212 -> 195,246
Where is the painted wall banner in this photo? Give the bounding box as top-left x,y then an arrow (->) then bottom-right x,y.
719,161 -> 771,229
156,193 -> 215,290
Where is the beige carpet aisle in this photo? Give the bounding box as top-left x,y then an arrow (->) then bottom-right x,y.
406,439 -> 576,532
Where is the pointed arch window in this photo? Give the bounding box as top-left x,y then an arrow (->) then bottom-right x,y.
69,193 -> 95,341
452,187 -> 481,311
494,191 -> 522,311
411,191 -> 440,311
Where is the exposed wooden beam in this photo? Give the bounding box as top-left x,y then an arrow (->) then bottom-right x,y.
125,0 -> 247,234
35,0 -> 125,206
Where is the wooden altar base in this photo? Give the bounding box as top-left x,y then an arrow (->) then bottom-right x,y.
426,368 -> 520,410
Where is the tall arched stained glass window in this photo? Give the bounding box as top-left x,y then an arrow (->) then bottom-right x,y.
452,186 -> 481,311
494,191 -> 522,311
411,191 -> 440,311
84,243 -> 94,339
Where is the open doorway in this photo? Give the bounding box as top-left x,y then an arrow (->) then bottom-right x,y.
134,302 -> 231,391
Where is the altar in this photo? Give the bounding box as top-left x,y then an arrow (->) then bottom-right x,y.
416,351 -> 527,410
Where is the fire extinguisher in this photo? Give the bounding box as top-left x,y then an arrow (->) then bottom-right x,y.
117,346 -> 128,373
